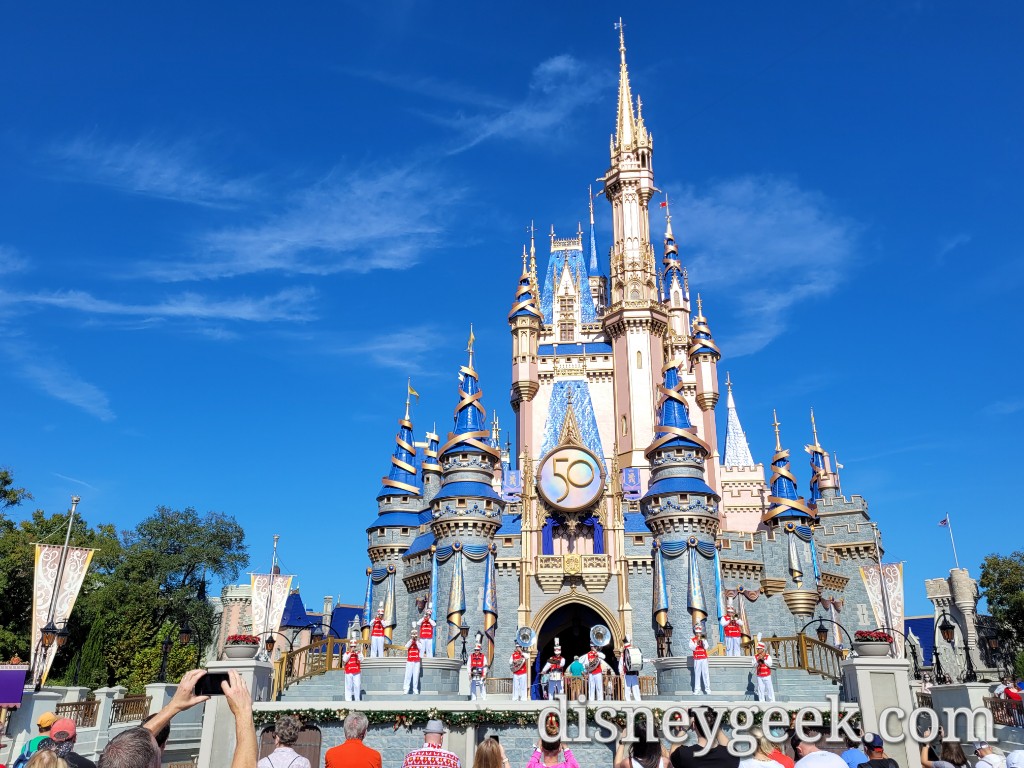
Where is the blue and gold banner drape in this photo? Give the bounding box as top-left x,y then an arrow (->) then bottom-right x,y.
687,546 -> 707,625
446,550 -> 466,659
361,568 -> 373,642
652,543 -> 668,629
657,538 -> 724,632
429,546 -> 439,618
383,570 -> 397,641
482,546 -> 498,665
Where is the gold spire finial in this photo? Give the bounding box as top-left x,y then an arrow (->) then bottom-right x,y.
683,266 -> 689,295
550,224 -> 556,243
589,184 -> 595,225
696,293 -> 704,317
725,371 -> 732,392
616,17 -> 626,58
467,324 -> 476,366
521,244 -> 528,273
810,407 -> 820,447
613,18 -> 636,151
772,409 -> 782,451
405,376 -> 413,420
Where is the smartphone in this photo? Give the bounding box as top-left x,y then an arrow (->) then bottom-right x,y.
195,672 -> 230,696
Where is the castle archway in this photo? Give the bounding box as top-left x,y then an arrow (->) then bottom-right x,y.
529,593 -> 621,698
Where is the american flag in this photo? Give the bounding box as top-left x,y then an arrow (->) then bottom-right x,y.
939,517 -> 949,527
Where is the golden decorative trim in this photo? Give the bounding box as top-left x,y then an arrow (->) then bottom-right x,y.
819,571 -> 849,591
760,577 -> 787,597
782,588 -> 820,617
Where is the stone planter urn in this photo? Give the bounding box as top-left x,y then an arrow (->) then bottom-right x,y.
224,644 -> 259,660
852,641 -> 892,657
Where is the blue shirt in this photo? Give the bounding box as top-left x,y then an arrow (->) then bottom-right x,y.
841,749 -> 867,768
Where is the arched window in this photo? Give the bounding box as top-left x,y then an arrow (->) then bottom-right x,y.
636,351 -> 643,369
621,416 -> 628,436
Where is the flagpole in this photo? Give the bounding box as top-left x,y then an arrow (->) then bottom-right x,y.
870,522 -> 894,633
946,514 -> 961,569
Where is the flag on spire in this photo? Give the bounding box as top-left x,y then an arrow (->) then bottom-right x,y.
408,380 -> 419,400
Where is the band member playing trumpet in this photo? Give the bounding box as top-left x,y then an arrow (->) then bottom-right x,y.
509,644 -> 530,701
620,636 -> 645,702
415,603 -> 436,657
585,641 -> 606,701
342,638 -> 363,701
753,638 -> 775,701
469,634 -> 487,701
689,624 -> 711,695
724,606 -> 744,657
404,626 -> 421,695
370,602 -> 386,658
541,638 -> 565,699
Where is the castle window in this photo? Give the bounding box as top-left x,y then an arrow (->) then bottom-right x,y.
744,540 -> 754,551
633,535 -> 645,546
400,527 -> 409,536
503,537 -> 514,547
636,351 -> 643,369
621,416 -> 628,435
376,529 -> 384,538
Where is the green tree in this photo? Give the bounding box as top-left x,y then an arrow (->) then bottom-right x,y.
979,550 -> 1024,650
0,467 -> 31,513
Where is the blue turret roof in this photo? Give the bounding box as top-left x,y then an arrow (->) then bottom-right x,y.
662,213 -> 683,288
377,404 -> 421,499
763,414 -> 815,523
438,347 -> 500,460
279,590 -> 309,629
646,364 -> 705,455
509,255 -> 542,321
688,296 -> 721,359
422,431 -> 441,474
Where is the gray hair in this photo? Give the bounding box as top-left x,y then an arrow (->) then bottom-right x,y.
274,715 -> 303,746
344,712 -> 369,741
98,727 -> 160,768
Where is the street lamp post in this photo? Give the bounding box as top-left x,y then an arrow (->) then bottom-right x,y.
935,611 -> 976,682
665,622 -> 674,658
799,617 -> 854,650
460,620 -> 470,663
158,621 -> 198,683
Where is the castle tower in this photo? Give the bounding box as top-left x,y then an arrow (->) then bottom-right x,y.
421,428 -> 442,501
662,201 -> 690,361
718,373 -> 768,532
509,246 -> 542,462
805,409 -> 839,507
602,24 -> 668,469
688,296 -> 722,492
641,360 -> 721,632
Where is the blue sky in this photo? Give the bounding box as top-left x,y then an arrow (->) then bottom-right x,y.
1,2 -> 1021,617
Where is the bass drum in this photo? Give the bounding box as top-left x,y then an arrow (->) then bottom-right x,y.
623,647 -> 643,673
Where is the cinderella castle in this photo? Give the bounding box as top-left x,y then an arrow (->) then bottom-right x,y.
356,27 -> 903,684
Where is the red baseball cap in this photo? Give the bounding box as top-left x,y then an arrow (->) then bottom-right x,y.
50,718 -> 77,742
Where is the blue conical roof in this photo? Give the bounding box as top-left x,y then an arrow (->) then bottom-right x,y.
645,363 -> 706,456
280,590 -> 309,629
422,430 -> 441,474
763,419 -> 814,523
438,352 -> 500,460
509,257 -> 542,321
688,297 -> 721,359
377,405 -> 421,499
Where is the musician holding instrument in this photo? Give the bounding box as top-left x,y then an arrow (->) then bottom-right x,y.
342,636 -> 363,701
620,636 -> 645,702
370,602 -> 387,658
723,606 -> 744,657
415,603 -> 436,658
585,641 -> 606,701
404,626 -> 421,695
752,638 -> 775,702
688,624 -> 711,695
469,633 -> 488,701
509,645 -> 530,701
541,638 -> 566,699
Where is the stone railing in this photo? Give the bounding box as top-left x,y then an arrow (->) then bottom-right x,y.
535,553 -> 612,593
986,696 -> 1024,727
110,695 -> 151,725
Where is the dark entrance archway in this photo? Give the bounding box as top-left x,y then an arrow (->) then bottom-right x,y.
532,602 -> 618,698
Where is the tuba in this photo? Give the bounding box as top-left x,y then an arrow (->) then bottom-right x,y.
590,625 -> 611,648
516,626 -> 536,648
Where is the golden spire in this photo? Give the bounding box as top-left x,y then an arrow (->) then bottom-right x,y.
466,324 -> 476,368
614,18 -> 636,151
550,224 -> 556,245
521,244 -> 528,274
577,221 -> 583,238
725,371 -> 732,393
664,194 -> 674,241
405,376 -> 413,421
810,407 -> 820,448
683,266 -> 689,296
696,293 -> 704,318
528,220 -> 538,288
772,409 -> 782,451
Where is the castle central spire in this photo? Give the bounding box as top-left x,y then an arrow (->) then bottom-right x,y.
615,18 -> 636,152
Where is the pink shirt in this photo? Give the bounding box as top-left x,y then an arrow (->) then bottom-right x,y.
402,743 -> 461,768
527,747 -> 580,768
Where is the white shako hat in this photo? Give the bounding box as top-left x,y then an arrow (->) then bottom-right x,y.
553,637 -> 561,652
377,601 -> 384,615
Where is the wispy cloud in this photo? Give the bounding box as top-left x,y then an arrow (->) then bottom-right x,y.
140,164 -> 454,282
0,286 -> 317,323
52,472 -> 97,490
415,54 -> 604,155
4,342 -> 115,422
935,232 -> 971,265
0,245 -> 28,275
348,68 -> 512,111
52,136 -> 258,207
319,326 -> 441,375
982,399 -> 1024,417
675,175 -> 859,356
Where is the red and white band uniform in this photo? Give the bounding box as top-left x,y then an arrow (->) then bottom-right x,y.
542,653 -> 564,698
509,648 -> 529,701
469,649 -> 487,700
370,615 -> 386,658
404,636 -> 421,695
416,615 -> 436,657
586,648 -> 606,701
753,648 -> 775,702
724,614 -> 745,657
689,632 -> 711,695
342,645 -> 362,701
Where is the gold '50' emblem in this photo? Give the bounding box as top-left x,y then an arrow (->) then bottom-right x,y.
537,446 -> 604,512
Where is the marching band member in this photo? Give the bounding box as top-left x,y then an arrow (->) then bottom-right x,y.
404,626 -> 421,695
541,638 -> 565,699
689,624 -> 711,695
342,638 -> 363,701
369,602 -> 386,657
753,637 -> 775,702
509,643 -> 530,701
469,634 -> 488,701
724,606 -> 745,657
585,641 -> 606,701
415,603 -> 436,657
620,636 -> 644,702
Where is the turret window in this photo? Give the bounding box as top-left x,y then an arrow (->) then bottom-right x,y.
636,351 -> 643,369
558,296 -> 575,342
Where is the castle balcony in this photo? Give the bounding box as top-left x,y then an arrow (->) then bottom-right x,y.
535,553 -> 611,594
